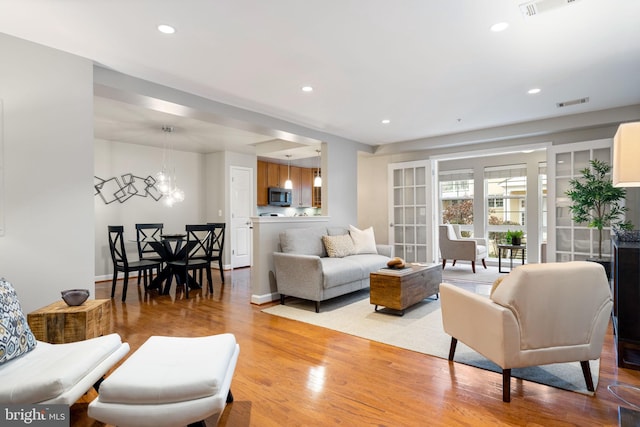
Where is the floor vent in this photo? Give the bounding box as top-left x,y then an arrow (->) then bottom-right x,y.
556,97 -> 589,108
519,0 -> 581,18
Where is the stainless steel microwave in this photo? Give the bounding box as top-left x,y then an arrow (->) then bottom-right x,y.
268,187 -> 292,206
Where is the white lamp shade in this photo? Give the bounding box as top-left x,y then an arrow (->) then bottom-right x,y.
284,179 -> 293,189
613,122 -> 640,187
314,175 -> 322,187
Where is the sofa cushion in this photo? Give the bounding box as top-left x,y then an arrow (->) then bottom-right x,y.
349,225 -> 378,254
322,234 -> 356,258
346,254 -> 390,274
320,258 -> 365,288
0,279 -> 37,365
280,227 -> 327,257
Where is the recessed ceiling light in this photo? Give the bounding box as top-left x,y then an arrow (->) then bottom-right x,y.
490,22 -> 509,32
522,150 -> 534,154
157,24 -> 176,34
301,86 -> 313,92
528,88 -> 541,94
381,119 -> 391,124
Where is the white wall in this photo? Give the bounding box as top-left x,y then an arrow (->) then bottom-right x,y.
0,34 -> 94,313
94,139 -> 205,278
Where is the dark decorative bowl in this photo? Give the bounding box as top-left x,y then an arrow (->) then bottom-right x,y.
61,289 -> 90,306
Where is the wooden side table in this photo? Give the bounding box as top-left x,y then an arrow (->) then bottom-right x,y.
27,299 -> 112,344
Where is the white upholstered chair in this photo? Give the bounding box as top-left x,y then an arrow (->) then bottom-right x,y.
0,278 -> 129,405
440,261 -> 612,402
438,224 -> 487,273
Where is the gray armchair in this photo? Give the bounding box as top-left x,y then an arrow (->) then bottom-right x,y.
439,224 -> 487,273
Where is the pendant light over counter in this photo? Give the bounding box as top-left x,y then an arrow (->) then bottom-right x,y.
314,149 -> 322,187
284,154 -> 293,189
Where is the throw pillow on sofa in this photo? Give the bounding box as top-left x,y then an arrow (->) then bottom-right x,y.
349,225 -> 378,254
322,234 -> 356,258
0,278 -> 37,364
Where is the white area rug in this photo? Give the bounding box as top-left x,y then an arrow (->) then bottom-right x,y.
441,263 -> 503,284
263,288 -> 598,396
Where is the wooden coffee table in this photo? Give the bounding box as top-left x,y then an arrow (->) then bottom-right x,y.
370,263 -> 442,315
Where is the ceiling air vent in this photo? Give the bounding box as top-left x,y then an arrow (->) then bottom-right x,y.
519,0 -> 581,18
556,97 -> 589,108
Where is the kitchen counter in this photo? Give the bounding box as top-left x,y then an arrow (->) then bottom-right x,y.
252,215 -> 329,223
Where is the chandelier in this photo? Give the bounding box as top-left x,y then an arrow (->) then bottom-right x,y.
155,125 -> 185,207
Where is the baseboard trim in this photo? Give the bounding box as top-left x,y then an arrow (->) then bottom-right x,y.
95,265 -> 229,283
251,292 -> 279,305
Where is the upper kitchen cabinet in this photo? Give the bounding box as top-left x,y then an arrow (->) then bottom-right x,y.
257,160 -> 268,206
257,160 -> 318,208
299,167 -> 313,207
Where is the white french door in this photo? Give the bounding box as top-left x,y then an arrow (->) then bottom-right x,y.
387,160 -> 434,263
547,139 -> 612,263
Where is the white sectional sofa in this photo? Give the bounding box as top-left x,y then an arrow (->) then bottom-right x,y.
272,226 -> 393,312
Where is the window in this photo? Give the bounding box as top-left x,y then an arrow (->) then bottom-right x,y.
485,164 -> 527,257
488,198 -> 504,208
439,169 -> 474,236
539,162 -> 547,245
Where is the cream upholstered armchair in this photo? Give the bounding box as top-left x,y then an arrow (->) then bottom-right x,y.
440,261 -> 612,402
439,224 -> 487,273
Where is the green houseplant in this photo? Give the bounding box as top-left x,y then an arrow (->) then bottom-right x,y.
565,159 -> 632,261
505,229 -> 524,245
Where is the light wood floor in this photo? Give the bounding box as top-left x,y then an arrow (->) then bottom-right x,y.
71,267 -> 640,426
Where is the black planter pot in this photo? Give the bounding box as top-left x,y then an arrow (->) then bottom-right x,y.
586,258 -> 612,280
511,237 -> 521,246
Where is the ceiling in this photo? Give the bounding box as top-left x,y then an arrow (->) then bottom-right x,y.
1,0 -> 639,160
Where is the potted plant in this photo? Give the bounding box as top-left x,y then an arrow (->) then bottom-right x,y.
505,229 -> 524,246
566,158 -> 632,275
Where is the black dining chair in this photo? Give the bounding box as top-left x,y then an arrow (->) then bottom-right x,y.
108,225 -> 162,302
208,223 -> 226,285
135,223 -> 164,285
167,224 -> 216,298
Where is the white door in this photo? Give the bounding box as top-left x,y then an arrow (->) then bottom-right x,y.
387,160 -> 433,263
548,139 -> 612,263
231,166 -> 253,268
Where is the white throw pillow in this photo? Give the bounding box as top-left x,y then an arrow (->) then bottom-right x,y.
349,225 -> 378,254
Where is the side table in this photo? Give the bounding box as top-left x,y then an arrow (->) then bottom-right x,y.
27,299 -> 112,344
497,244 -> 526,273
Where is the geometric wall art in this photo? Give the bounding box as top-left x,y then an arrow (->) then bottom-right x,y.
94,174 -> 163,204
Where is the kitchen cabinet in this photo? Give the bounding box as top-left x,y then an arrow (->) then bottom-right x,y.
299,167 -> 313,207
257,161 -> 268,206
268,163 -> 281,188
278,164 -> 290,189
257,160 -> 319,208
612,239 -> 640,370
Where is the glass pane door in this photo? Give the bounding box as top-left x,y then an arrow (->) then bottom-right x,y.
389,161 -> 431,263
548,140 -> 612,262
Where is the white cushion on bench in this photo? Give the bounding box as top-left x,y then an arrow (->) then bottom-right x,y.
0,333 -> 129,404
89,333 -> 239,427
98,334 -> 237,404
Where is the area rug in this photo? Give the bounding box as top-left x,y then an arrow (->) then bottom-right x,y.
441,264 -> 503,284
262,289 -> 598,396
